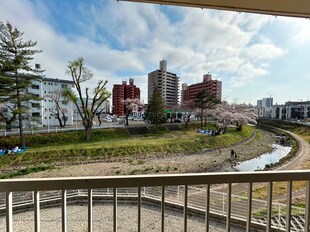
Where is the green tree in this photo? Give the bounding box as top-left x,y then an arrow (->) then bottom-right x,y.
0,21 -> 42,145
194,90 -> 221,128
145,88 -> 166,126
64,57 -> 110,141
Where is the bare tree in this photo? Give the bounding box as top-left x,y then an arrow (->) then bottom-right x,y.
45,90 -> 68,128
181,100 -> 196,128
166,103 -> 180,123
64,57 -> 110,141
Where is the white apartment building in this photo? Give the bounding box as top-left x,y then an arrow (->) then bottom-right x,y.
257,97 -> 273,118
271,101 -> 310,120
29,77 -> 75,128
148,60 -> 179,106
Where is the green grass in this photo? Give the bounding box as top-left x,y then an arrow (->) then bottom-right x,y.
0,124 -> 254,169
0,166 -> 53,179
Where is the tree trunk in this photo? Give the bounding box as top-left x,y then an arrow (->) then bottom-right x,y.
6,121 -> 12,131
83,119 -> 93,141
18,110 -> 25,146
56,113 -> 64,128
85,126 -> 92,141
125,114 -> 129,126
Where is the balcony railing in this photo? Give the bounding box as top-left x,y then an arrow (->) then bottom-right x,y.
0,170 -> 309,232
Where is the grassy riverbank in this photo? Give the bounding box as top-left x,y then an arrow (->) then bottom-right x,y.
0,124 -> 254,173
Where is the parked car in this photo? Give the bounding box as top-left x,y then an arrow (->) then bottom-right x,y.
133,117 -> 143,121
103,118 -> 113,123
174,119 -> 182,123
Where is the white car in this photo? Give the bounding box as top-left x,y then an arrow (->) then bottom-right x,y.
103,118 -> 113,123
133,117 -> 143,121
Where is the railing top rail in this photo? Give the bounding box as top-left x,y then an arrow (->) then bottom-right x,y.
1,170 -> 310,192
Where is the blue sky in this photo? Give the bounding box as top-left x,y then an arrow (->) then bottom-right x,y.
1,0 -> 310,105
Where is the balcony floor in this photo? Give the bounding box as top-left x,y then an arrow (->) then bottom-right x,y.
0,202 -> 246,232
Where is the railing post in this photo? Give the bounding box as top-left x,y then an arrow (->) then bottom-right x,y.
177,186 -> 180,204
266,182 -> 273,232
113,187 -> 117,232
34,191 -> 40,232
184,185 -> 188,232
222,192 -> 225,215
226,183 -> 232,232
205,185 -> 210,232
138,186 -> 141,232
278,204 -> 281,229
305,180 -> 310,232
161,186 -> 165,232
62,190 -> 67,232
88,189 -> 92,232
286,181 -> 292,232
6,192 -> 12,232
246,182 -> 252,232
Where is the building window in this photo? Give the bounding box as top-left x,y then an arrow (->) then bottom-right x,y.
32,103 -> 40,108
32,112 -> 40,117
31,85 -> 39,89
62,84 -> 68,88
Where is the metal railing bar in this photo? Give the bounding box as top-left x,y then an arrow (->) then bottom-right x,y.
246,182 -> 252,232
34,191 -> 40,232
266,182 -> 273,232
6,192 -> 12,232
226,183 -> 231,232
184,185 -> 188,232
138,187 -> 141,232
286,181 -> 292,232
113,187 -> 117,232
2,171 -> 310,192
205,184 -> 210,232
161,186 -> 165,232
88,189 -> 92,232
62,189 -> 67,232
305,180 -> 310,232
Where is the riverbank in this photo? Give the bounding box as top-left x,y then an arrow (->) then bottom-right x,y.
20,128 -> 275,178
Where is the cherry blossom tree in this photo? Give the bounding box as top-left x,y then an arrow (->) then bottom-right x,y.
123,98 -> 143,126
212,102 -> 257,133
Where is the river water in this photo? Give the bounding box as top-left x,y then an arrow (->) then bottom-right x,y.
233,144 -> 292,172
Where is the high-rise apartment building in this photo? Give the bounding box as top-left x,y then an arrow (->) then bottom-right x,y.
182,74 -> 222,103
148,60 -> 179,106
112,78 -> 140,116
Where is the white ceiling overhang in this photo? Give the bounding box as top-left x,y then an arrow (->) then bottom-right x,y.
120,0 -> 310,18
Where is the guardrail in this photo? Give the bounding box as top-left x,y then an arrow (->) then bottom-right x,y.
0,124 -> 125,136
0,171 -> 309,232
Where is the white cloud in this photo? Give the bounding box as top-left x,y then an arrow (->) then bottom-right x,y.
229,63 -> 269,87
1,0 -> 293,104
